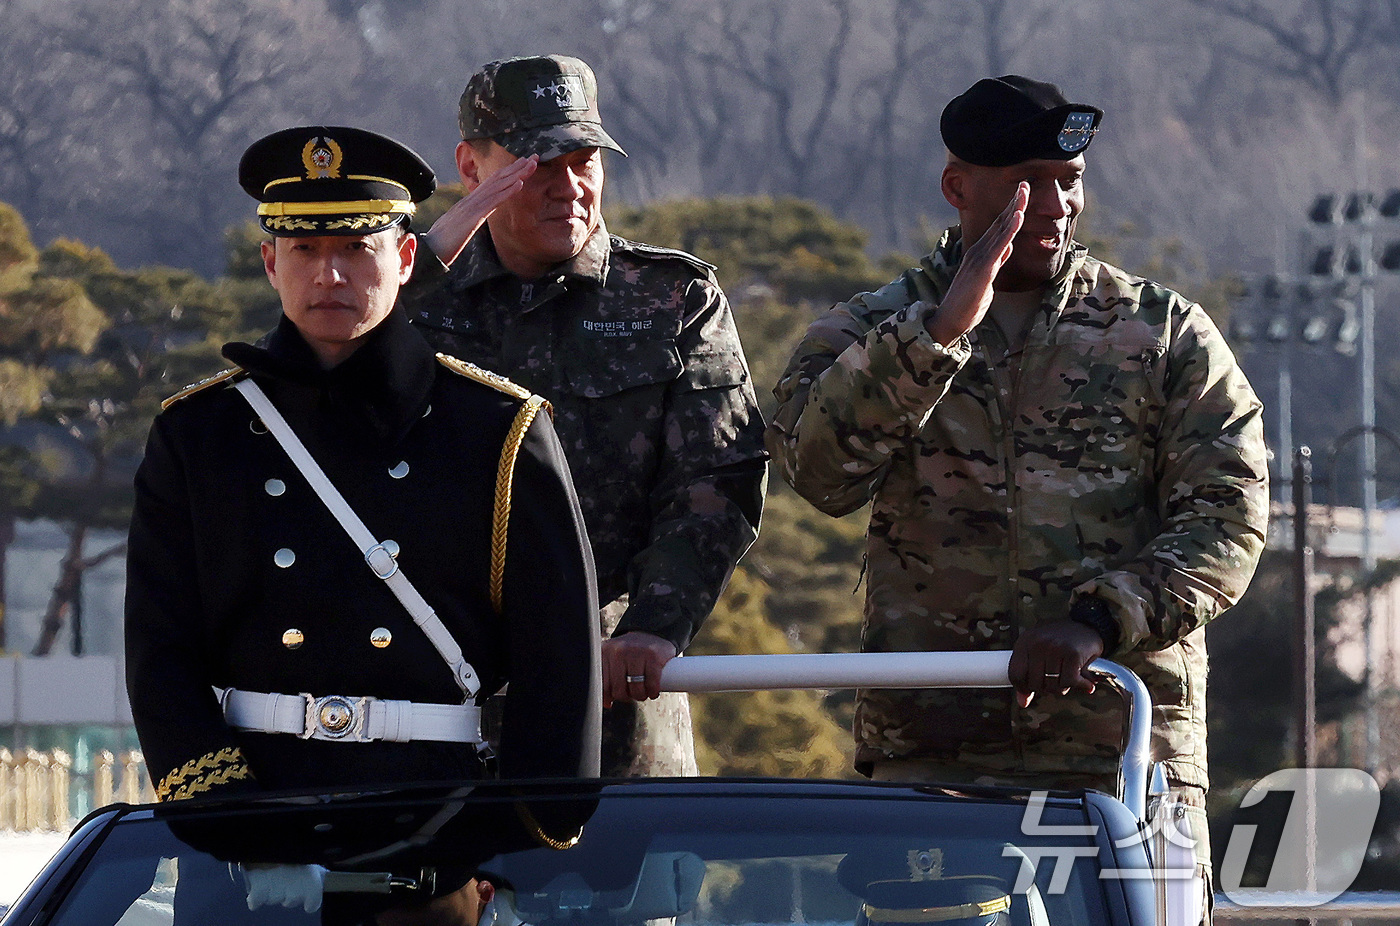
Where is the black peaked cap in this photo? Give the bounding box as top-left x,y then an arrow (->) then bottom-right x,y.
239,125 -> 436,237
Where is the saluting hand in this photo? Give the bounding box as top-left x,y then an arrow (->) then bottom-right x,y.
925,181 -> 1028,346
423,154 -> 539,265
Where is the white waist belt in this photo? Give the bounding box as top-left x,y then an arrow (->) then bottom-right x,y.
218,687 -> 482,744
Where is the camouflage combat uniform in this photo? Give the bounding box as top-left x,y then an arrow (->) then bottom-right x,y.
768,228 -> 1268,791
406,222 -> 768,776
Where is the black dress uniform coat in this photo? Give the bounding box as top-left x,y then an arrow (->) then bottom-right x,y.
125,307 -> 601,799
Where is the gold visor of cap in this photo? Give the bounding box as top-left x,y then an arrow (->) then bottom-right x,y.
863,896 -> 1012,923
257,199 -> 416,217
258,173 -> 415,217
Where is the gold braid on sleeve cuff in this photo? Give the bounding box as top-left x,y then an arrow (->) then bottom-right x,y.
155,746 -> 254,801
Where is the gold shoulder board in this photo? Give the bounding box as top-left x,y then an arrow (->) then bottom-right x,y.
435,353 -> 532,402
160,368 -> 244,410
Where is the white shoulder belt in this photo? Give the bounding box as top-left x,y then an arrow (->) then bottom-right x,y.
219,377 -> 483,745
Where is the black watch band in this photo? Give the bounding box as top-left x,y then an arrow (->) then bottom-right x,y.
1069,596 -> 1121,653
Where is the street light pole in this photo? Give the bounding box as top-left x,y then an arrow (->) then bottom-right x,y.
1293,446 -> 1317,772
1241,184 -> 1400,775
1360,201 -> 1380,772
1307,188 -> 1388,773
1293,446 -> 1318,904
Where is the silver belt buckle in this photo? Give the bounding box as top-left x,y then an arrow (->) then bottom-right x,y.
303,693 -> 371,741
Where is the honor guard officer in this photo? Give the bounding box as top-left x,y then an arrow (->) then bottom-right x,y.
124,125 -> 602,800
769,76 -> 1268,922
402,55 -> 768,776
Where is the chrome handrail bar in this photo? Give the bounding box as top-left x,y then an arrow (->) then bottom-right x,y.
1213,891 -> 1400,918
660,651 -> 1151,820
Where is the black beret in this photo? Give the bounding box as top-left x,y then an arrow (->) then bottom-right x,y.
239,126 -> 436,237
940,75 -> 1102,167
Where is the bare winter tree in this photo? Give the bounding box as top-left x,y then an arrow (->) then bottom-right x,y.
5,0 -> 1400,293
1185,0 -> 1375,102
708,0 -> 857,198
845,0 -> 952,244
573,0 -> 767,200
0,5 -> 111,246
960,0 -> 1058,77
47,0 -> 362,271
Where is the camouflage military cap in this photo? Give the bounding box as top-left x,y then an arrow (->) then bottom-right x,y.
941,75 -> 1102,167
458,55 -> 627,161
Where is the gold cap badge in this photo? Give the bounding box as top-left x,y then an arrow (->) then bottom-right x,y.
301,136 -> 343,179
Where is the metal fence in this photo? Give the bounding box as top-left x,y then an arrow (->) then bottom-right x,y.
0,747 -> 153,831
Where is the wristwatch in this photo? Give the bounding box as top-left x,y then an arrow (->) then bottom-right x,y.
1069,596 -> 1121,652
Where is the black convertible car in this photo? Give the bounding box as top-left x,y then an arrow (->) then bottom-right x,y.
1,654 -> 1171,926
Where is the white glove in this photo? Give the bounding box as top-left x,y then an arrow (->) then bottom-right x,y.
480,890 -> 524,926
240,862 -> 328,913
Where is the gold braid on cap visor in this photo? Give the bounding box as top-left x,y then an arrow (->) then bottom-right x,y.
863,895 -> 1011,923
258,199 -> 416,217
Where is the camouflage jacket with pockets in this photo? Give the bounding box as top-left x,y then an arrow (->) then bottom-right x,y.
768,228 -> 1269,788
405,222 -> 768,653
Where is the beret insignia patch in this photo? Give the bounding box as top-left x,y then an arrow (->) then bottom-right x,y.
1057,112 -> 1096,153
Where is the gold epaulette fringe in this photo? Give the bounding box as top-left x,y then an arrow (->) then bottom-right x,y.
515,801 -> 584,850
161,368 -> 244,410
490,395 -> 549,614
156,746 -> 253,801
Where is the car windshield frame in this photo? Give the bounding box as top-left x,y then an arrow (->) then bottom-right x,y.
8,779 -> 1150,926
